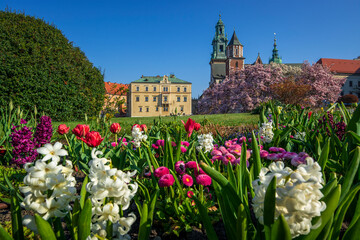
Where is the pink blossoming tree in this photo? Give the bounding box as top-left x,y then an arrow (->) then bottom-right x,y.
197,63 -> 345,114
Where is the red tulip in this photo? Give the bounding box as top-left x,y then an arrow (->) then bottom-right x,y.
110,123 -> 121,134
308,111 -> 313,119
181,118 -> 196,137
72,124 -> 90,139
82,131 -> 104,147
194,123 -> 201,131
57,124 -> 70,135
140,124 -> 148,132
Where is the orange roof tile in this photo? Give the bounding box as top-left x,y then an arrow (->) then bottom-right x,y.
104,82 -> 128,95
317,58 -> 360,74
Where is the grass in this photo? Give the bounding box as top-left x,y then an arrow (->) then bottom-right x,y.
53,113 -> 259,130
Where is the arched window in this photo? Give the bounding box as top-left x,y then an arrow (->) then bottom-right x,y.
235,62 -> 239,68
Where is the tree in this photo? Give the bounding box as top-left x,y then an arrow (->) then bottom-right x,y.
338,94 -> 359,104
197,63 -> 345,114
0,10 -> 105,121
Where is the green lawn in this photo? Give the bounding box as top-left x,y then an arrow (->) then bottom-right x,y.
53,113 -> 259,130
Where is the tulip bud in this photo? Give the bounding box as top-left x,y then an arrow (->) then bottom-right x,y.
9,99 -> 13,112
57,124 -> 70,135
110,123 -> 121,134
140,124 -> 147,132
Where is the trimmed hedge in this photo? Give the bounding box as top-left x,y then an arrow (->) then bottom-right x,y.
0,11 -> 105,121
338,94 -> 359,104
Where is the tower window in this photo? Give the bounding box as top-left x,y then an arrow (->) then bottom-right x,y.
220,27 -> 222,34
350,81 -> 353,87
236,62 -> 239,68
236,48 -> 238,56
220,45 -> 224,52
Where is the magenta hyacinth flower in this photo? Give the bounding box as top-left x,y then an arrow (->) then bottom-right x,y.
181,141 -> 190,147
182,174 -> 193,187
20,119 -> 27,124
267,153 -> 282,161
33,115 -> 53,148
185,161 -> 198,169
211,149 -> 222,156
180,146 -> 187,153
212,155 -> 224,162
159,174 -> 175,187
175,161 -> 186,175
154,166 -> 170,178
260,150 -> 269,158
196,174 -> 212,186
269,147 -> 286,153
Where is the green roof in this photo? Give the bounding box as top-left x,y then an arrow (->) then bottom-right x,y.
132,76 -> 191,84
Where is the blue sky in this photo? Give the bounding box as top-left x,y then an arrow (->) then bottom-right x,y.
1,0 -> 359,97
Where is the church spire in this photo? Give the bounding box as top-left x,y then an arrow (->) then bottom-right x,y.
269,33 -> 282,64
211,15 -> 228,60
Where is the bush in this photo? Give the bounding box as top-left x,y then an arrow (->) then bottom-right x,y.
0,10 -> 105,121
338,94 -> 359,104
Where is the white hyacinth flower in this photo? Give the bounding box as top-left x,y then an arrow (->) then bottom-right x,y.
37,142 -> 68,162
20,142 -> 76,221
131,126 -> 147,148
259,122 -> 274,143
87,148 -> 138,239
252,158 -> 326,238
197,133 -> 214,153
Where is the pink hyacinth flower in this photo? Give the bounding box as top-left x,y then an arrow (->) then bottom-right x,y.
196,174 -> 212,186
175,161 -> 186,175
158,174 -> 175,187
182,174 -> 193,187
180,146 -> 187,153
154,166 -> 170,178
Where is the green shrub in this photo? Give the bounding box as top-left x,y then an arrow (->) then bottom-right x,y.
0,10 -> 105,121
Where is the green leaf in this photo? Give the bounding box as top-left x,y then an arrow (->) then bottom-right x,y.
340,147 -> 360,203
72,199 -> 81,240
0,224 -> 13,240
271,214 -> 292,240
342,195 -> 360,239
79,176 -> 89,209
10,192 -> 24,240
236,203 -> 247,240
318,138 -> 330,172
193,197 -> 219,240
264,176 -> 277,239
251,131 -> 262,179
321,178 -> 337,197
35,214 -> 56,240
78,199 -> 92,240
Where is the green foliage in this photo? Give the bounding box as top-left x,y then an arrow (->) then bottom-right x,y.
0,10 -> 105,121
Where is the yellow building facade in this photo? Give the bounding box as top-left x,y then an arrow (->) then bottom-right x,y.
127,75 -> 192,117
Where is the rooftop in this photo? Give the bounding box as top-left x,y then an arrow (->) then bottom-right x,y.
132,75 -> 191,84
104,82 -> 128,95
317,58 -> 360,74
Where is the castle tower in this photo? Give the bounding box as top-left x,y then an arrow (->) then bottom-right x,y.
226,30 -> 245,75
210,15 -> 228,85
269,33 -> 282,64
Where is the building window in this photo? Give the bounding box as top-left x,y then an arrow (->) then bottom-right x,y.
146,107 -> 149,112
180,106 -> 184,112
235,62 -> 239,68
184,87 -> 187,92
139,107 -> 142,112
164,96 -> 168,102
145,96 -> 148,102
358,81 -> 360,87
341,91 -> 344,96
220,45 -> 224,52
153,87 -> 156,91
156,107 -> 159,111
350,91 -> 353,94
236,48 -> 238,56
219,27 -> 222,34
136,96 -> 139,102
136,86 -> 139,91
350,81 -> 353,87
177,87 -> 180,92
153,96 -> 157,102
145,86 -> 148,91
177,97 -> 180,102
163,107 -> 168,112
184,97 -> 187,102
163,87 -> 168,92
